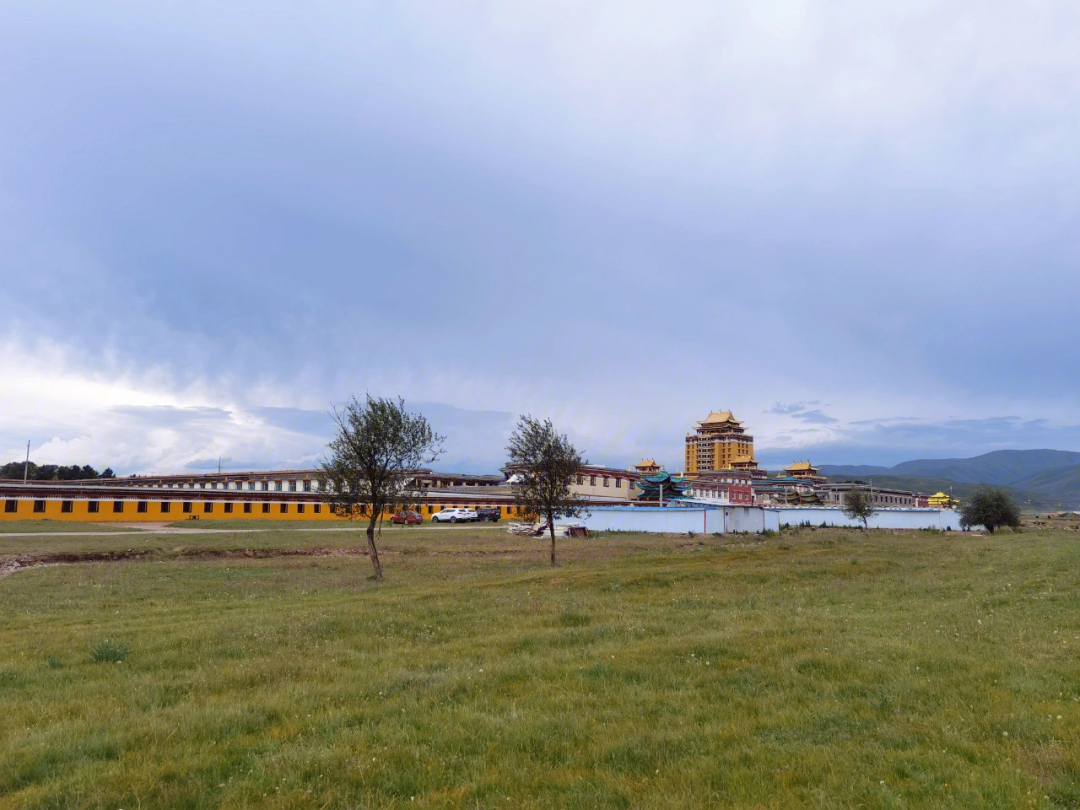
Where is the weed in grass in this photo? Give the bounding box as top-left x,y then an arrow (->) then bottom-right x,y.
45,653 -> 63,669
90,639 -> 130,663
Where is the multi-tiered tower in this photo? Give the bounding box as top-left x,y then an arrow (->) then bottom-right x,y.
684,411 -> 762,479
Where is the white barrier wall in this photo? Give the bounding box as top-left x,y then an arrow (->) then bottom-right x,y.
560,506 -> 961,534
565,506 -> 770,534
767,507 -> 962,531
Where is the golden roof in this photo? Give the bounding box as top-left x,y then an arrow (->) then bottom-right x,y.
785,461 -> 819,472
699,410 -> 741,426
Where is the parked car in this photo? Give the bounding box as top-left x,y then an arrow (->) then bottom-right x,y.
431,508 -> 478,523
474,507 -> 501,522
391,510 -> 423,525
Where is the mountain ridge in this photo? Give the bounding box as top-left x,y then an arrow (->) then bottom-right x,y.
818,449 -> 1080,509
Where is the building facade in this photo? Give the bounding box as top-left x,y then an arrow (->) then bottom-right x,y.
684,411 -> 762,478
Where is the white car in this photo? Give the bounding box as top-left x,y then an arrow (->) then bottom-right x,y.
431,508 -> 477,523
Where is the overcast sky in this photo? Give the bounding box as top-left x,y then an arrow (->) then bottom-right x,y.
2,1 -> 1078,474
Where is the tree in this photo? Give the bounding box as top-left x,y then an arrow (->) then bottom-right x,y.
842,488 -> 877,531
506,415 -> 587,567
319,395 -> 443,580
960,487 -> 1021,534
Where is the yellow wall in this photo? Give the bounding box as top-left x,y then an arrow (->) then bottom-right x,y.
0,497 -> 528,524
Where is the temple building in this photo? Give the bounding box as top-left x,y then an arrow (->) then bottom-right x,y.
633,459 -> 662,475
782,461 -> 826,484
684,411 -> 763,479
635,470 -> 692,505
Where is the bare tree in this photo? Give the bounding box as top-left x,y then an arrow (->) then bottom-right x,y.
842,488 -> 877,531
320,395 -> 443,580
506,415 -> 587,567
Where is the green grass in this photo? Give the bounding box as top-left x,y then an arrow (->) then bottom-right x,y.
2,527 -> 1079,808
0,520 -> 141,534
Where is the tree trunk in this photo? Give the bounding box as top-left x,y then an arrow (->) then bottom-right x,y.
549,512 -> 557,567
366,514 -> 383,580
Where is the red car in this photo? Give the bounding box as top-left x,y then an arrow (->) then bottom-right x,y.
391,510 -> 423,525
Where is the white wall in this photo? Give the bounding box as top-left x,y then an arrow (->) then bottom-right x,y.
564,506 -> 771,534
767,507 -> 962,530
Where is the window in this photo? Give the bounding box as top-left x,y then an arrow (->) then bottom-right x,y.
313,504 -> 321,514
275,481 -> 282,492
88,501 -> 99,513
615,479 -> 622,488
183,502 -> 192,514
248,482 -> 256,491
224,502 -> 233,514
427,505 -> 433,514
590,476 -> 596,486
262,503 -> 270,514
280,503 -> 288,514
204,502 -> 213,513
161,502 -> 171,514
34,500 -> 46,513
4,500 -> 17,513
113,501 -> 124,513
243,503 -> 252,514
137,501 -> 148,513
576,475 -> 584,485
289,481 -> 297,492
603,477 -> 610,487
297,504 -> 305,514
61,500 -> 73,513
303,480 -> 311,492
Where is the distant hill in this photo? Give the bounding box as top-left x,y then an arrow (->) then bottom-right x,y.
821,474 -> 1038,507
820,449 -> 1080,486
819,450 -> 1080,509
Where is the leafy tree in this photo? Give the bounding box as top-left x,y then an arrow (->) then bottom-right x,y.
99,468 -> 115,479
506,415 -> 587,567
0,461 -> 103,480
842,488 -> 877,531
319,395 -> 443,581
960,487 -> 1021,534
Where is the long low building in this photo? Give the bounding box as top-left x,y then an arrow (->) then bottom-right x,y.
0,477 -> 635,524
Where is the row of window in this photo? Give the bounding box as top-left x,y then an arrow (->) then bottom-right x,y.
574,475 -> 626,488
3,500 -> 533,516
2,500 -> 323,515
152,480 -> 315,492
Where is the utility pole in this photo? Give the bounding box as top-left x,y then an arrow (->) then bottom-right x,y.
23,440 -> 30,483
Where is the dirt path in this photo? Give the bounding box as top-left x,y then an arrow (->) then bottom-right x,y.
0,546 -> 373,578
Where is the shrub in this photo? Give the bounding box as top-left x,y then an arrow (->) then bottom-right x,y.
90,639 -> 130,663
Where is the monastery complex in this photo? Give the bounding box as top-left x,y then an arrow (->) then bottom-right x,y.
0,410 -> 945,524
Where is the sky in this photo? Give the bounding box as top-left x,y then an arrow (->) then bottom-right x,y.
1,0 -> 1079,474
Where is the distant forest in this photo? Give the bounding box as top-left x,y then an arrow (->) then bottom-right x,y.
0,462 -> 115,481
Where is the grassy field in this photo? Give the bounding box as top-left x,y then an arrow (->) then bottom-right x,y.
1,525 -> 1079,809
0,520 -> 141,534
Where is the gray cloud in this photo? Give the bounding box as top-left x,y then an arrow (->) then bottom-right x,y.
2,2 -> 1080,473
